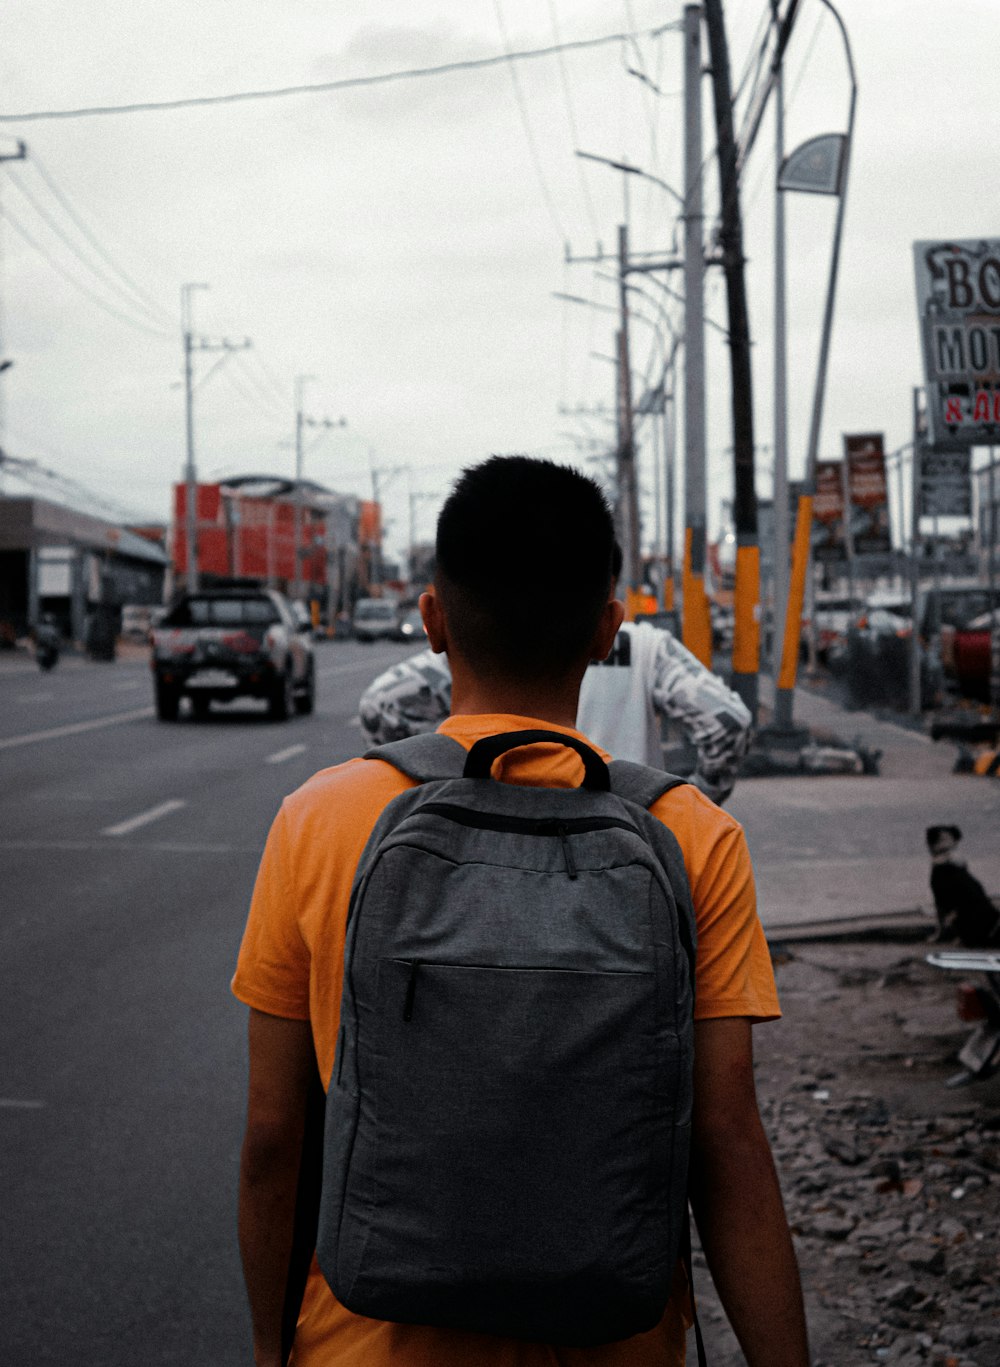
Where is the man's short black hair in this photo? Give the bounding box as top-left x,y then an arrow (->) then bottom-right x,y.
435,455 -> 616,682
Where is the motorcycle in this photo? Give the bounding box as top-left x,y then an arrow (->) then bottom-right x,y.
35,622 -> 61,672
926,947 -> 1000,1086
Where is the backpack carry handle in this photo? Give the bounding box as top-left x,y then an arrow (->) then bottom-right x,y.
463,730 -> 611,791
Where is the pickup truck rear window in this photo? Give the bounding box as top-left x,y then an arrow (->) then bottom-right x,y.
162,598 -> 281,628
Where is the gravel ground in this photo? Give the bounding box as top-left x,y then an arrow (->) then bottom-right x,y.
688,939 -> 1000,1366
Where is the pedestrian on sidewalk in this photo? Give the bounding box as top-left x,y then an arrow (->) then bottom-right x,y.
358,545 -> 752,806
234,456 -> 807,1367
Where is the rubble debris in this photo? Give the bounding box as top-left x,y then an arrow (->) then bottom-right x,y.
690,944 -> 999,1366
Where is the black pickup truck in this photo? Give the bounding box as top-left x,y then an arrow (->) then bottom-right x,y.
150,589 -> 315,721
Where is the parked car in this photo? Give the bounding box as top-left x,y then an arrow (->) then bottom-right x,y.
121,604 -> 156,642
952,607 -> 1000,701
809,593 -> 864,662
853,592 -> 912,642
150,588 -> 314,721
914,581 -> 997,675
353,597 -> 399,642
395,606 -> 426,643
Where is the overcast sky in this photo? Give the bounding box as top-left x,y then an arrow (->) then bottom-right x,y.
0,0 -> 996,561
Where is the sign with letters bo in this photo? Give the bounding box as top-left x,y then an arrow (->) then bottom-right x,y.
914,238 -> 1000,449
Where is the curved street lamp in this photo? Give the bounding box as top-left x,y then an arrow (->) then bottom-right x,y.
773,0 -> 858,731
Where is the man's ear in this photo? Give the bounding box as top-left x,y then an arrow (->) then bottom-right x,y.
419,588 -> 448,655
590,596 -> 625,662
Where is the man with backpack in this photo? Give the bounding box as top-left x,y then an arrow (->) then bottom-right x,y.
358,546 -> 752,806
234,456 -> 808,1367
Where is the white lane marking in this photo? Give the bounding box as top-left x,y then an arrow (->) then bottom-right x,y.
16,692 -> 55,703
0,706 -> 154,751
102,798 -> 186,837
348,717 -> 361,728
0,839 -> 259,854
0,1098 -> 45,1110
265,743 -> 307,765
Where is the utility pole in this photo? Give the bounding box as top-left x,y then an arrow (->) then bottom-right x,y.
771,38 -> 790,701
0,140 -> 27,489
179,285 -> 252,593
664,369 -> 678,610
293,379 -> 345,601
369,461 -> 408,590
617,224 -> 641,591
682,4 -> 712,666
182,283 -> 208,594
408,481 -> 438,583
293,374 -> 316,602
704,0 -> 760,717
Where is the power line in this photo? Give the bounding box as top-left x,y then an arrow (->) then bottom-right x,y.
785,7 -> 827,113
0,444 -> 149,522
247,353 -> 290,407
4,165 -> 170,329
219,360 -> 286,425
491,0 -> 567,242
233,350 -> 288,420
26,152 -> 174,326
545,0 -> 601,236
1,204 -> 172,337
0,27 -> 673,124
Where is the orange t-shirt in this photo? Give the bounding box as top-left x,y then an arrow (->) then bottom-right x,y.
232,713 -> 780,1367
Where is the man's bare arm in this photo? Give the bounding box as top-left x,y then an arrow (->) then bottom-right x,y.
238,1009 -> 316,1367
689,1017 -> 809,1366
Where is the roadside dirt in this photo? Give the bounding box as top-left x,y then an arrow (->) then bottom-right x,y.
688,940 -> 1000,1367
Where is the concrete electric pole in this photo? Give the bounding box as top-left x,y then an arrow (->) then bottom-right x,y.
682,4 -> 712,666
181,284 -> 251,593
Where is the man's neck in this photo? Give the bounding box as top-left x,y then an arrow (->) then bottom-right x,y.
447,669 -> 583,730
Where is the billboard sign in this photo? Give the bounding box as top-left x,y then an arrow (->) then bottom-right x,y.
914,238 -> 1000,449
919,447 -> 973,518
812,460 -> 846,561
844,433 -> 892,554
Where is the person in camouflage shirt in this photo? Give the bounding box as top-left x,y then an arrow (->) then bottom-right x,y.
358,616 -> 751,805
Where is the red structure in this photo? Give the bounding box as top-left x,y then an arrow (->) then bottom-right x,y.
171,477 -> 379,604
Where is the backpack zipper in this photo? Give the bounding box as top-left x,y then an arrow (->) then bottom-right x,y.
556,823 -> 578,880
418,803 -> 637,838
417,803 -> 637,880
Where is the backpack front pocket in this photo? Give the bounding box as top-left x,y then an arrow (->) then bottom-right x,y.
335,957 -> 677,1342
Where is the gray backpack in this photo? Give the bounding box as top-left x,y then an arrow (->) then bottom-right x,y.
316,729 -> 697,1347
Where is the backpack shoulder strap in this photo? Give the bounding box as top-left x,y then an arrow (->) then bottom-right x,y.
364,732 -> 468,783
608,758 -> 688,810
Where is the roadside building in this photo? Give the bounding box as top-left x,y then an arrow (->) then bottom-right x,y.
0,494 -> 169,645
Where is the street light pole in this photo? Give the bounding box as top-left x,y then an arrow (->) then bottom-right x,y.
775,0 -> 858,728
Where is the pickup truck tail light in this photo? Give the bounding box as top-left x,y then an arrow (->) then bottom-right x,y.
222,631 -> 264,654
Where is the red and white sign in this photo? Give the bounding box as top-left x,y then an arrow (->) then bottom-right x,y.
914,238 -> 1000,449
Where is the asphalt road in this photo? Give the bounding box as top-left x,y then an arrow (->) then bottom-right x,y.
5,642 -> 999,1364
0,639 -> 406,1367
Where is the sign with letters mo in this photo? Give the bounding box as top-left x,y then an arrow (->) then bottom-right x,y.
914,238 -> 1000,449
